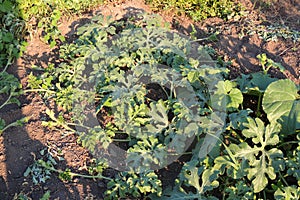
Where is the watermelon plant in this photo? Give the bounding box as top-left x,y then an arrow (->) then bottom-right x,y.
0,71 -> 27,135
0,0 -> 28,134
26,13 -> 300,199
145,0 -> 243,21
0,0 -> 109,134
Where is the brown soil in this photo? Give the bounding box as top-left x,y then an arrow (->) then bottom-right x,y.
0,0 -> 299,199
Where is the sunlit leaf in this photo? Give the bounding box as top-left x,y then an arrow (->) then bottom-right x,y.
263,79 -> 300,134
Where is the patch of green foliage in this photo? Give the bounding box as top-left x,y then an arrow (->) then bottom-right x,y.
145,0 -> 243,21
27,13 -> 300,199
0,0 -> 26,68
0,0 -> 106,133
17,0 -> 105,47
14,190 -> 51,200
0,76 -> 27,134
0,0 -> 28,134
247,23 -> 300,43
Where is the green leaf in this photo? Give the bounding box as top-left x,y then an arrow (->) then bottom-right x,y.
249,73 -> 278,92
228,88 -> 243,110
146,100 -> 169,133
179,159 -> 220,194
211,80 -> 243,112
0,0 -> 14,13
242,118 -> 280,145
225,180 -> 254,200
263,79 -> 300,133
2,32 -> 13,42
228,109 -> 252,130
201,168 -> 219,192
274,186 -> 300,200
198,112 -> 226,158
288,101 -> 300,131
40,191 -> 51,200
247,159 -> 274,192
237,73 -> 278,94
0,71 -> 20,94
106,171 -> 162,199
78,126 -> 113,151
50,40 -> 56,48
231,118 -> 284,193
183,164 -> 202,192
23,167 -> 31,177
126,136 -> 167,172
187,70 -> 199,83
7,97 -> 20,106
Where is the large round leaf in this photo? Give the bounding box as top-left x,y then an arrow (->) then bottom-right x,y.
262,79 -> 300,133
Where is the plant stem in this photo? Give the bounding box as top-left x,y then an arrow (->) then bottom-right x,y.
0,117 -> 27,135
44,116 -> 77,133
65,122 -> 90,130
277,141 -> 299,148
278,171 -> 289,187
22,89 -> 56,94
228,129 -> 244,143
57,122 -> 76,133
0,93 -> 13,110
39,160 -> 113,181
167,151 -> 193,156
191,36 -> 212,43
263,190 -> 267,200
256,93 -> 262,117
113,138 -> 131,142
2,57 -> 12,73
207,132 -> 239,168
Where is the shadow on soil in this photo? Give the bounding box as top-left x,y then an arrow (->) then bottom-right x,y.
0,100 -> 45,199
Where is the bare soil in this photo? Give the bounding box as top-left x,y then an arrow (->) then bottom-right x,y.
0,0 -> 299,199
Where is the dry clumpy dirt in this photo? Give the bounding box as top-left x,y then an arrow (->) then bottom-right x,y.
0,0 -> 299,199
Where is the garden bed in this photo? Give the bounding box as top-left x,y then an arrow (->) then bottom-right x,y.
0,0 -> 299,199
